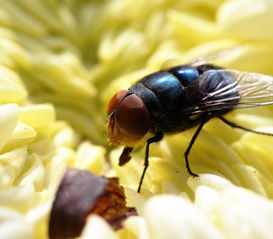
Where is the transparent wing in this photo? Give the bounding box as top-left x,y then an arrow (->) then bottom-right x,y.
183,69 -> 273,115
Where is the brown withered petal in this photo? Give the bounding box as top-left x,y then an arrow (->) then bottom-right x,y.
48,168 -> 137,239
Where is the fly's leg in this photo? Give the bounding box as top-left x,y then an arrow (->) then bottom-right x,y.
138,131 -> 164,193
218,116 -> 273,137
184,115 -> 210,177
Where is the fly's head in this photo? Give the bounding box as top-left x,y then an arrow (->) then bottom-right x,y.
107,90 -> 150,147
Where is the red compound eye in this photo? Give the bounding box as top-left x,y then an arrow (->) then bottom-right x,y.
107,90 -> 129,116
107,91 -> 150,146
116,94 -> 150,137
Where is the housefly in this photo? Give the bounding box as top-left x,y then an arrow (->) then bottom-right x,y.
107,61 -> 273,193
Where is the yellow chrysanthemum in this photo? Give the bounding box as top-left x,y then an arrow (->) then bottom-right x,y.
0,0 -> 273,238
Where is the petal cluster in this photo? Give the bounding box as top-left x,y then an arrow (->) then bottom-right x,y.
0,0 -> 272,239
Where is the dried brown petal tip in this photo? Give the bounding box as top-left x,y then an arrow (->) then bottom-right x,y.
49,168 -> 137,239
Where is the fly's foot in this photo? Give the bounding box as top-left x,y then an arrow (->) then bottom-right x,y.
188,170 -> 199,178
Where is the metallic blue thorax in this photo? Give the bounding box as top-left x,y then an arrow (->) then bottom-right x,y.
141,72 -> 183,110
129,66 -> 200,116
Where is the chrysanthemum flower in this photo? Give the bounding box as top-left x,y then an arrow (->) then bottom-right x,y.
0,0 -> 273,238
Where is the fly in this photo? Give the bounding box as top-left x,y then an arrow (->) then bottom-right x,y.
107,61 -> 273,193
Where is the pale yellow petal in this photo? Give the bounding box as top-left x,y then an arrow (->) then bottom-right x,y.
0,207 -> 33,239
80,215 -> 118,239
74,142 -> 106,174
0,104 -> 19,150
143,195 -> 224,239
19,104 -> 55,129
218,0 -> 273,40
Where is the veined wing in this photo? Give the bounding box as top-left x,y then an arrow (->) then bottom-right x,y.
183,69 -> 273,115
